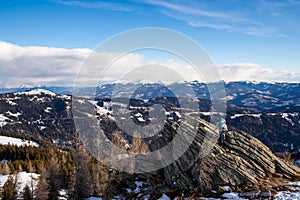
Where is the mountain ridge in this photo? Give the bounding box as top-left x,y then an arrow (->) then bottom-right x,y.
0,87 -> 299,198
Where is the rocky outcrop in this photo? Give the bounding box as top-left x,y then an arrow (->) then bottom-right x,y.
155,117 -> 300,197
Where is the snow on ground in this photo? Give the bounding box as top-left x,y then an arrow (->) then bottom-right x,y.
222,186 -> 232,192
59,189 -> 68,200
39,126 -> 48,130
200,112 -> 222,116
88,181 -> 300,200
134,181 -> 144,193
6,111 -> 21,118
158,194 -> 170,200
6,100 -> 18,106
17,89 -> 57,96
76,99 -> 86,104
281,113 -> 297,126
89,100 -> 112,116
44,107 -> 52,113
230,113 -> 261,119
15,172 -> 39,193
0,172 -> 39,198
0,114 -> 11,127
222,192 -> 246,199
289,181 -> 300,186
274,191 -> 300,200
60,94 -> 71,100
0,136 -> 39,147
199,182 -> 300,200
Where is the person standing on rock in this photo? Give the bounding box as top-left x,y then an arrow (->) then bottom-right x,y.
218,118 -> 228,146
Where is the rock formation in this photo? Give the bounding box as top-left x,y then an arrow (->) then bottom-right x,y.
135,117 -> 300,198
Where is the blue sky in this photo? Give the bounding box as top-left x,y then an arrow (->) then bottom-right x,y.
0,0 -> 300,87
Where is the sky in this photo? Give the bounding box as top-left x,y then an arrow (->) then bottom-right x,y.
0,0 -> 300,87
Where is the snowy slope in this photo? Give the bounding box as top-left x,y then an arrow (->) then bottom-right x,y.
17,89 -> 57,97
0,136 -> 39,147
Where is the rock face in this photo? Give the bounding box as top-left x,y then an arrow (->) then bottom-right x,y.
154,118 -> 300,197
92,116 -> 300,198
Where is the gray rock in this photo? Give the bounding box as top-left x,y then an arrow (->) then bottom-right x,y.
240,190 -> 260,198
156,118 -> 300,195
294,159 -> 300,167
260,191 -> 272,198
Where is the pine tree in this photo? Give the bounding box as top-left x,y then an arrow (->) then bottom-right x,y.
74,146 -> 93,199
0,162 -> 10,175
131,131 -> 149,154
47,157 -> 61,200
2,175 -> 17,200
35,167 -> 49,200
22,184 -> 33,200
27,160 -> 35,173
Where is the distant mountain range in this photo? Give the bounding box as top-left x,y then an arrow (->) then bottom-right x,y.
0,81 -> 299,152
2,80 -> 299,111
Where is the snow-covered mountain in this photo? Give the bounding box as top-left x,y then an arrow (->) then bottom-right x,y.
0,85 -> 299,199
94,81 -> 300,112
1,81 -> 300,112
0,89 -> 75,146
93,81 -> 300,152
0,82 -> 300,152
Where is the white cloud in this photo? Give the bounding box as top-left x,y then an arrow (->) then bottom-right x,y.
143,0 -> 228,19
0,41 -> 211,88
0,41 -> 144,88
52,0 -> 134,11
140,0 -> 289,37
218,63 -> 300,83
0,41 -> 298,88
0,41 -> 92,87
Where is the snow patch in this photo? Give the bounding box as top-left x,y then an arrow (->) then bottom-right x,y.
230,113 -> 261,119
76,99 -> 85,104
18,89 -> 57,96
0,114 -> 11,127
158,194 -> 170,200
6,111 -> 21,118
44,107 -> 52,113
222,192 -> 246,199
39,126 -> 48,130
282,113 -> 298,126
134,181 -> 144,193
274,190 -> 300,200
6,100 -> 18,105
222,186 -> 232,192
59,189 -> 68,200
0,136 -> 39,147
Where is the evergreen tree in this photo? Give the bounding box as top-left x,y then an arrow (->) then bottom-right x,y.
2,175 -> 17,200
22,184 -> 33,200
47,157 -> 61,200
35,168 -> 49,200
27,160 -> 34,173
74,147 -> 93,199
0,162 -> 10,175
132,131 -> 149,154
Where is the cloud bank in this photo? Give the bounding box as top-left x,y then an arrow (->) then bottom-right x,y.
0,41 -> 91,87
218,63 -> 300,83
0,41 -> 299,88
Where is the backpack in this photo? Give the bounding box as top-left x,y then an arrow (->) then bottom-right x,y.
218,119 -> 228,131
